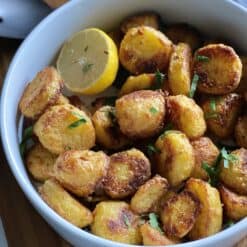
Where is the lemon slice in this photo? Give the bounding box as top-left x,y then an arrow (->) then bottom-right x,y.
57,28 -> 119,95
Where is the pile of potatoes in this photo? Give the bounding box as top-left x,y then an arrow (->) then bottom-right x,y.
19,12 -> 247,246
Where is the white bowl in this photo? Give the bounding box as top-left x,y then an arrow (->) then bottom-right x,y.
1,0 -> 247,246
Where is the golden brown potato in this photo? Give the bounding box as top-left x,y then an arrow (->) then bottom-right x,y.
53,150 -> 109,197
202,93 -> 243,138
140,223 -> 178,246
130,175 -> 169,214
119,26 -> 173,74
191,137 -> 220,180
235,56 -> 247,95
219,185 -> 247,220
168,95 -> 206,139
33,104 -> 95,154
185,178 -> 222,240
168,43 -> 192,95
121,12 -> 159,34
155,131 -> 195,187
26,143 -> 57,182
103,148 -> 151,198
55,95 -> 69,105
219,148 -> 247,195
19,67 -> 63,119
91,201 -> 141,244
161,191 -> 200,238
116,90 -> 165,139
193,44 -> 242,95
235,116 -> 247,148
165,23 -> 201,50
39,179 -> 92,228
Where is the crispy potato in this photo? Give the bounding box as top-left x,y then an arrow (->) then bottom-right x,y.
33,104 -> 95,154
19,67 -> 63,119
39,179 -> 93,227
168,43 -> 192,95
165,23 -> 201,50
202,93 -> 243,138
161,191 -> 200,238
26,143 -> 57,182
103,148 -> 151,198
119,26 -> 173,74
235,116 -> 247,148
191,137 -> 220,180
185,178 -> 222,240
91,201 -> 141,244
168,95 -> 206,139
130,175 -> 169,214
235,56 -> 247,95
155,131 -> 195,187
219,185 -> 247,220
92,106 -> 129,150
140,223 -> 178,246
55,95 -> 69,105
53,150 -> 109,197
108,28 -> 123,49
219,148 -> 247,195
116,90 -> 165,139
121,12 -> 159,34
193,44 -> 242,94
154,190 -> 177,214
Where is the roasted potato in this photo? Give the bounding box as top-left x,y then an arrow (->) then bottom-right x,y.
168,95 -> 206,139
193,44 -> 242,95
219,148 -> 247,195
202,93 -> 243,138
91,201 -> 141,244
55,95 -> 70,105
121,12 -> 159,33
53,150 -> 109,197
191,137 -> 220,180
165,23 -> 201,50
39,179 -> 93,228
33,104 -> 95,154
26,143 -> 57,182
130,175 -> 169,214
161,191 -> 200,238
103,148 -> 151,198
119,26 -> 173,74
235,115 -> 247,148
19,67 -> 63,119
155,131 -> 195,187
219,185 -> 247,220
185,178 -> 222,240
92,106 -> 129,150
116,90 -> 165,139
168,43 -> 192,95
235,56 -> 247,95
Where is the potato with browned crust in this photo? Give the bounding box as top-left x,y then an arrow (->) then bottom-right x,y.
161,191 -> 200,238
130,175 -> 169,214
26,143 -> 57,182
91,201 -> 141,244
39,179 -> 93,228
168,43 -> 192,95
155,130 -> 195,187
235,56 -> 247,95
168,95 -> 206,139
103,148 -> 151,199
219,148 -> 247,195
34,104 -> 95,154
55,95 -> 69,105
53,150 -> 109,197
116,90 -> 165,139
191,137 -> 220,180
185,178 -> 222,240
19,67 -> 63,119
119,26 -> 173,74
193,44 -> 242,95
235,116 -> 247,148
202,93 -> 243,139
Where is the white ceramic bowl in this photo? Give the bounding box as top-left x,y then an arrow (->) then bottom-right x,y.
1,0 -> 247,246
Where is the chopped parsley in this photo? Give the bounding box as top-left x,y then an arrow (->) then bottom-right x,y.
151,70 -> 166,90
149,213 -> 163,233
19,126 -> 33,157
223,220 -> 235,229
150,107 -> 158,114
123,214 -> 131,228
68,112 -> 87,129
189,74 -> 199,98
220,147 -> 238,168
196,55 -> 210,62
147,144 -> 160,157
205,98 -> 218,120
82,63 -> 93,73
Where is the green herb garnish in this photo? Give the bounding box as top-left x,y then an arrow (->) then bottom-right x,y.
221,147 -> 238,168
196,55 -> 210,62
189,74 -> 199,98
68,118 -> 87,129
151,70 -> 165,90
150,107 -> 158,114
19,126 -> 33,157
82,63 -> 93,73
147,144 -> 160,157
149,213 -> 162,233
123,214 -> 131,228
223,220 -> 234,229
210,98 -> 216,112
202,161 -> 220,186
205,98 -> 218,120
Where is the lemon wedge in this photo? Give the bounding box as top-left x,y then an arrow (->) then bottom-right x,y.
57,28 -> 119,95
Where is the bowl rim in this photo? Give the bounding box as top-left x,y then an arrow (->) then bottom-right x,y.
1,0 -> 247,246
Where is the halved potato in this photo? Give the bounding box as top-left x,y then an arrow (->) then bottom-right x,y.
235,116 -> 247,148
39,179 -> 93,228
